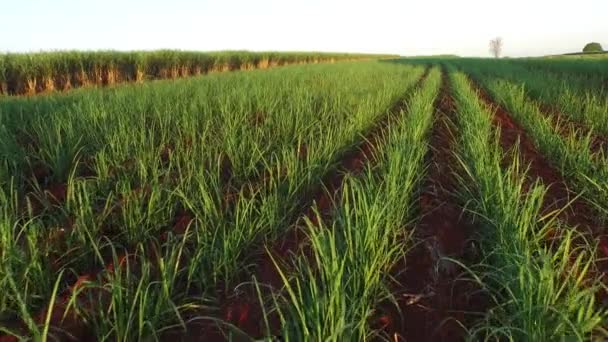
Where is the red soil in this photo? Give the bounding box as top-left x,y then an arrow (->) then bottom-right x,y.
250,111 -> 267,127
219,153 -> 234,184
169,210 -> 195,236
5,252 -> 132,342
30,162 -> 50,183
381,72 -> 486,341
46,183 -> 68,203
297,143 -> 307,160
22,182 -> 69,215
77,156 -> 97,179
160,145 -> 173,165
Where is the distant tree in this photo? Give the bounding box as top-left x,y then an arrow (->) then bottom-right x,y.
489,37 -> 503,58
583,42 -> 604,53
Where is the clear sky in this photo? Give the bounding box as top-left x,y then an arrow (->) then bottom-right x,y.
1,0 -> 607,57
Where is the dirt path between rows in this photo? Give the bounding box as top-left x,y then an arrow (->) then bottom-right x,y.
377,71 -> 486,341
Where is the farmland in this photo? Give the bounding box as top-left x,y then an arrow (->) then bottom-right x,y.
1,53 -> 608,341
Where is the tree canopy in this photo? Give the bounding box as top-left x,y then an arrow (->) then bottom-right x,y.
583,42 -> 603,53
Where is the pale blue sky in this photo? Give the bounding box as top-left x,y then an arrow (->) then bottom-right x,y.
1,0 -> 607,57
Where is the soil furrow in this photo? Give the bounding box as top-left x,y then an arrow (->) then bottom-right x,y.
380,70 -> 485,341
